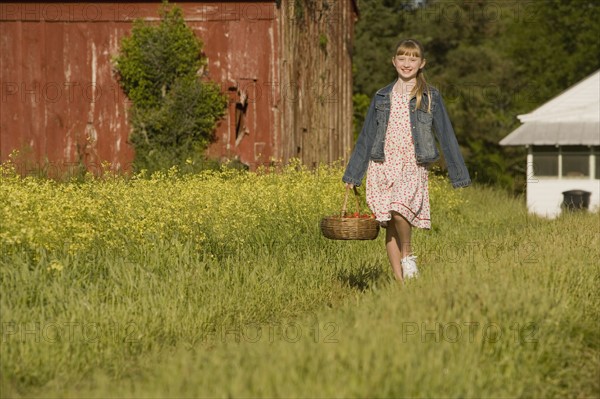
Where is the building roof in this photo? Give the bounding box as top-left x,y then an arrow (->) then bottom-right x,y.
500,70 -> 600,146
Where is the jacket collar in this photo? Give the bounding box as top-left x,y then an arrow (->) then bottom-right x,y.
375,79 -> 396,96
375,79 -> 431,99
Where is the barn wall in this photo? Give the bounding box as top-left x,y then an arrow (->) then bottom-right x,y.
279,0 -> 356,167
0,1 -> 355,173
184,2 -> 280,168
0,3 -> 139,174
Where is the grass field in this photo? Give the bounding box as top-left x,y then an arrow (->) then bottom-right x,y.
1,161 -> 598,398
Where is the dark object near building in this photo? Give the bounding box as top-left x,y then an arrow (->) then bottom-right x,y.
562,190 -> 591,211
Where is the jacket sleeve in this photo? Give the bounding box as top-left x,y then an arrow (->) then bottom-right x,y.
432,91 -> 471,188
342,96 -> 377,187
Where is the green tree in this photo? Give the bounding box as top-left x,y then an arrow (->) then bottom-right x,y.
506,0 -> 600,113
113,0 -> 227,173
353,0 -> 409,96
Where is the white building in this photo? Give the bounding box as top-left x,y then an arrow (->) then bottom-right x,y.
500,70 -> 600,218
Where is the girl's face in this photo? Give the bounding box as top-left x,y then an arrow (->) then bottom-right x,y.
392,53 -> 426,81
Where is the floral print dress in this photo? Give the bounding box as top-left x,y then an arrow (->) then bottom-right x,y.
366,91 -> 431,229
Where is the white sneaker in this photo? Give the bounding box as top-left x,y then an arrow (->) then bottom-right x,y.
401,255 -> 419,279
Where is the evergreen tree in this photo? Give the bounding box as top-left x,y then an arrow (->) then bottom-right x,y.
113,1 -> 227,173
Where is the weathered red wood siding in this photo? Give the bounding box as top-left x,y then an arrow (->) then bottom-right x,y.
1,3 -> 136,174
0,1 -> 356,173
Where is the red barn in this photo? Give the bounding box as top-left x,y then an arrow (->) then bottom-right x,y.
0,1 -> 357,174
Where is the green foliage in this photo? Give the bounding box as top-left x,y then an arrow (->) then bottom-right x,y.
506,0 -> 600,113
0,159 -> 464,394
352,0 -> 408,96
318,33 -> 328,51
352,93 -> 370,141
352,0 -> 600,192
2,164 -> 598,397
112,0 -> 227,173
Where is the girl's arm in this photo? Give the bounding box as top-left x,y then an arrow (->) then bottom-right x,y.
342,96 -> 377,187
431,91 -> 471,188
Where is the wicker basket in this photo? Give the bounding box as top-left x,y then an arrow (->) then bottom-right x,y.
320,187 -> 380,240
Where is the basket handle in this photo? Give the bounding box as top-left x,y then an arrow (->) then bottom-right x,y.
341,186 -> 362,217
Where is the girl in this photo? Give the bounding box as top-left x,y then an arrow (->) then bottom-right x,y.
343,39 -> 470,282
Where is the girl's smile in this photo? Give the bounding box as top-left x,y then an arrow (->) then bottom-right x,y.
392,55 -> 426,81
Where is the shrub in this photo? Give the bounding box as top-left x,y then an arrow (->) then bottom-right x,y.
113,0 -> 227,173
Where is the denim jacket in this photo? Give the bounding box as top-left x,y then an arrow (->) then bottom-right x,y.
343,80 -> 471,189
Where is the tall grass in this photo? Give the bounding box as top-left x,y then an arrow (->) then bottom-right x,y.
1,162 -> 598,398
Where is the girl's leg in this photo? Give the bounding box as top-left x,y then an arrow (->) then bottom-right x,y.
394,212 -> 413,258
385,211 -> 413,281
385,220 -> 403,281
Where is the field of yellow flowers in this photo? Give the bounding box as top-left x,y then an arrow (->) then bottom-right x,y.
1,159 -> 598,398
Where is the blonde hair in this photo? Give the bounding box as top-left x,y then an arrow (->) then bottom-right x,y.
394,39 -> 431,112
